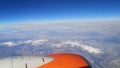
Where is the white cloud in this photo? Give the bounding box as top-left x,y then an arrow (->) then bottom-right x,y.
30,39 -> 48,46
52,40 -> 80,47
21,40 -> 33,44
0,39 -> 48,46
19,39 -> 48,46
0,41 -> 15,46
0,39 -> 102,54
52,40 -> 102,54
80,45 -> 102,54
62,41 -> 80,47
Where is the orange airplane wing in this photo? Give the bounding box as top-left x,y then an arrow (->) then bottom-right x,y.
37,53 -> 91,68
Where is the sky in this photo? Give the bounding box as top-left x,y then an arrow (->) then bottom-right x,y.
0,0 -> 120,24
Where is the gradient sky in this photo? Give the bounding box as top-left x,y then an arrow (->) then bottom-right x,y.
0,0 -> 120,24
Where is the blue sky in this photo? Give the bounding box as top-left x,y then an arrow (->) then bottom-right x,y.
0,0 -> 120,24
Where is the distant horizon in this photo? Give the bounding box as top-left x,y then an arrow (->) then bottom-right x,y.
0,18 -> 120,25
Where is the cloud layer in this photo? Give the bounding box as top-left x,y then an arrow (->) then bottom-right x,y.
52,40 -> 102,54
0,39 -> 48,46
0,19 -> 120,40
